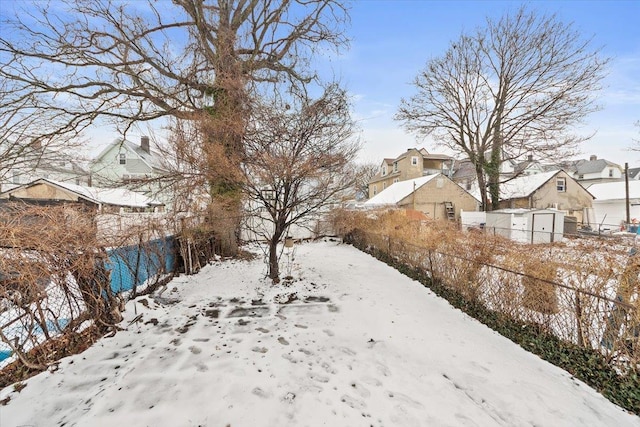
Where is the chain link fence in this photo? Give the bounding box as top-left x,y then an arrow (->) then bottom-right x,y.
0,204 -> 183,374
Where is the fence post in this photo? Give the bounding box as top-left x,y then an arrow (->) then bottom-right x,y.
575,289 -> 585,347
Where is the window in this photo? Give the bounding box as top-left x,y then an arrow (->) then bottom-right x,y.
119,153 -> 126,165
12,172 -> 19,184
373,185 -> 377,195
261,189 -> 275,201
381,165 -> 387,176
382,182 -> 386,190
608,169 -> 614,177
578,174 -> 584,179
393,178 -> 399,184
556,177 -> 566,192
411,156 -> 418,166
393,162 -> 398,172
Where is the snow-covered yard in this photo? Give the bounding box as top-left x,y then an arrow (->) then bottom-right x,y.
1,240 -> 638,426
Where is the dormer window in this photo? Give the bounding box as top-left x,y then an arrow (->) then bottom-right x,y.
381,165 -> 387,176
119,153 -> 126,165
393,162 -> 398,173
608,169 -> 613,177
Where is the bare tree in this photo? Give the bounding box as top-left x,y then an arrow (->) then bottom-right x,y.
396,6 -> 608,210
0,0 -> 349,252
242,84 -> 359,282
353,162 -> 379,200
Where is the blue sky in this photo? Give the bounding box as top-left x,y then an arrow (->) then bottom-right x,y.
337,0 -> 640,166
2,1 -> 638,167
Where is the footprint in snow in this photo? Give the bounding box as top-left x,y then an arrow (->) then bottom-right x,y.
322,329 -> 334,337
362,376 -> 383,387
340,394 -> 366,410
308,372 -> 330,383
350,382 -> 371,399
252,346 -> 269,353
282,353 -> 298,364
189,346 -> 201,354
252,387 -> 272,399
388,391 -> 424,409
298,348 -> 314,356
338,347 -> 356,356
278,337 -> 290,345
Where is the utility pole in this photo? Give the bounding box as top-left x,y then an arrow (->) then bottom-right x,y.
625,162 -> 630,226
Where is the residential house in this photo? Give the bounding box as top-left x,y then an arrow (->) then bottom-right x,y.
498,170 -> 594,224
512,155 -> 547,176
627,167 -> 640,181
367,148 -> 454,199
0,178 -> 166,244
364,173 -> 480,221
0,178 -> 163,213
560,155 -> 623,188
0,146 -> 90,193
587,180 -> 640,230
90,136 -> 171,206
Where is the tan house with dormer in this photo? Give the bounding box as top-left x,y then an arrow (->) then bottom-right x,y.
368,148 -> 454,199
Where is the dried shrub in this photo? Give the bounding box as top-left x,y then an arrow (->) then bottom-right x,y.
335,207 -> 640,414
0,202 -> 180,381
333,207 -> 639,371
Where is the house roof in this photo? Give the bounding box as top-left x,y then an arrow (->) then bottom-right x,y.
93,138 -> 167,173
364,174 -> 441,206
628,167 -> 640,180
575,158 -> 622,175
588,180 -> 640,201
2,178 -> 162,208
499,170 -> 562,199
452,160 -> 476,179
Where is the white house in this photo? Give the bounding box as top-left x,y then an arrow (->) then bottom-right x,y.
90,136 -> 171,206
588,180 -> 640,230
0,147 -> 90,193
567,155 -> 623,188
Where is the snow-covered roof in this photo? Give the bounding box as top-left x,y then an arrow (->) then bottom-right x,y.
499,170 -> 561,199
588,179 -> 640,201
364,174 -> 441,206
4,178 -> 162,208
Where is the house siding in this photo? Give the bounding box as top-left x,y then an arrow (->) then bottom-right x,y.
397,177 -> 478,220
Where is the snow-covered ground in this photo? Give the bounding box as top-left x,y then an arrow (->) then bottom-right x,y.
1,240 -> 638,427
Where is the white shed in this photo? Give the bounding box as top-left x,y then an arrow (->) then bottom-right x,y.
485,209 -> 565,244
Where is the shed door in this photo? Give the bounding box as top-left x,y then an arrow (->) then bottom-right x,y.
532,213 -> 555,244
511,216 -> 528,243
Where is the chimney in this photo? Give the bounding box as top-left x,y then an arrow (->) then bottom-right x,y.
141,136 -> 150,153
527,154 -> 533,162
590,154 -> 597,161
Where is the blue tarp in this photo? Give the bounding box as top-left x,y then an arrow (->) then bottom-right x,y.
105,236 -> 176,294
